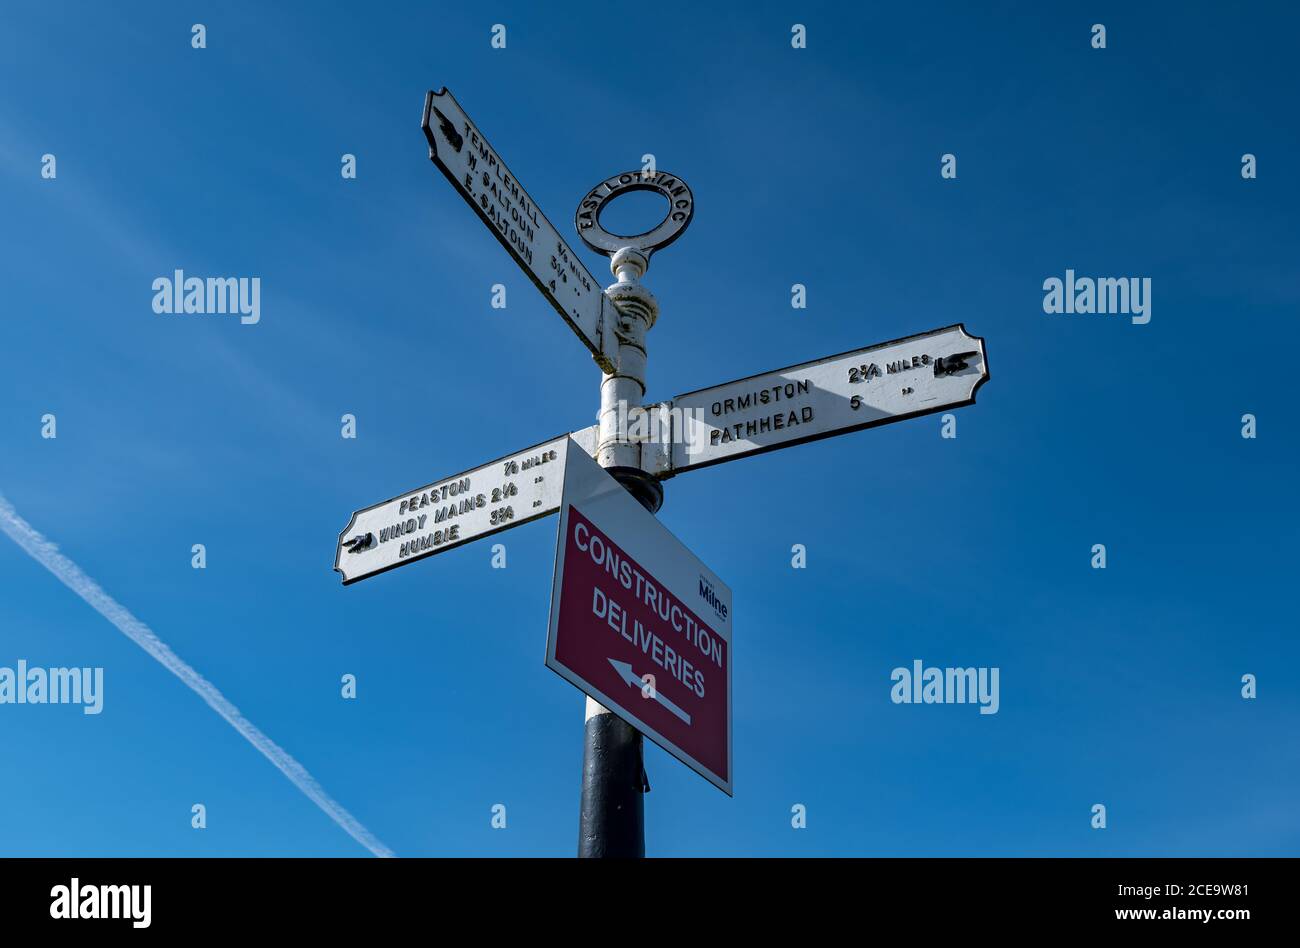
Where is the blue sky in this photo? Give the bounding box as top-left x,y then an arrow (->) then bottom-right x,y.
1,1 -> 1297,856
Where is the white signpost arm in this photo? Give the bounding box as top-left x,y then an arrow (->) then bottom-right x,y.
420,89 -> 617,372
567,323 -> 989,480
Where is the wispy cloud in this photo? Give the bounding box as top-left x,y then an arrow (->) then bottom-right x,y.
0,491 -> 395,858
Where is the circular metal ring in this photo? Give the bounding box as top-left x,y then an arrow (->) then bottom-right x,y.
575,171 -> 694,258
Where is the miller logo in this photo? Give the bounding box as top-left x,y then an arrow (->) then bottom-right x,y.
698,575 -> 727,622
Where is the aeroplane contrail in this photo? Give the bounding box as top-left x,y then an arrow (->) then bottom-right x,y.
0,492 -> 395,858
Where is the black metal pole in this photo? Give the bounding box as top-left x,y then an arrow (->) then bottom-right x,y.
577,467 -> 662,858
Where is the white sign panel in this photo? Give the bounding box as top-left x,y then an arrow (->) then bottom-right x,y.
335,435 -> 572,585
546,440 -> 733,794
421,88 -> 615,372
671,324 -> 988,473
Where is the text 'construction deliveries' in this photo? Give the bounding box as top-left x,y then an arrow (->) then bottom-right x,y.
546,440 -> 732,794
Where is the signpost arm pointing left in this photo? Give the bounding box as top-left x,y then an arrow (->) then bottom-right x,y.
420,89 -> 617,373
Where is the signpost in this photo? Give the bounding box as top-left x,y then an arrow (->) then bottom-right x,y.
546,440 -> 732,794
562,325 -> 987,479
421,89 -> 617,371
665,324 -> 987,475
334,434 -> 577,585
333,86 -> 992,857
